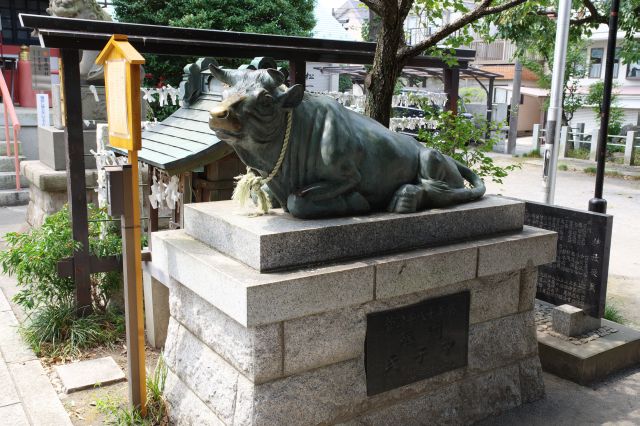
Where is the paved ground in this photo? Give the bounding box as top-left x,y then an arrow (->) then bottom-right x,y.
0,206 -> 73,426
480,365 -> 640,425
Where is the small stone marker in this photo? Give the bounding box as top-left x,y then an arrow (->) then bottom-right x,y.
551,304 -> 601,337
54,357 -> 125,393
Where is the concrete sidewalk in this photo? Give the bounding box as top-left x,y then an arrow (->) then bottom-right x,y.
0,205 -> 72,425
0,288 -> 72,426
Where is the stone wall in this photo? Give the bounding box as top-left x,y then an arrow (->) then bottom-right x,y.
151,209 -> 557,425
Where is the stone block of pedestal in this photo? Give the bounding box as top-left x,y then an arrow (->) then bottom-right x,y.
37,126 -> 97,171
20,160 -> 98,227
184,196 -> 524,271
149,198 -> 557,425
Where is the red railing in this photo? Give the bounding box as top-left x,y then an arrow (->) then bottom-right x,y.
0,70 -> 20,189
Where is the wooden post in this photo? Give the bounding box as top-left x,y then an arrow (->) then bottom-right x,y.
60,48 -> 92,316
120,160 -> 146,414
289,59 -> 306,89
486,77 -> 494,124
443,67 -> 459,115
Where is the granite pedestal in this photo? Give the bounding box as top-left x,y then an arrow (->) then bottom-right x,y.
150,197 -> 557,425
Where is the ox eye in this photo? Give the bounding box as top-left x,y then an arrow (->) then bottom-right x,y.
259,92 -> 273,107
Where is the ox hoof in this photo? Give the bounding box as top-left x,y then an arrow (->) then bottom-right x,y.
388,184 -> 423,213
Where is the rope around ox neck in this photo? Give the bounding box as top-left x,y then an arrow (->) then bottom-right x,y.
231,111 -> 293,214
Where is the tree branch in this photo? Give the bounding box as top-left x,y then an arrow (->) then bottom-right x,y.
399,0 -> 533,61
581,0 -> 603,21
483,0 -> 527,15
360,0 -> 386,18
570,15 -> 601,25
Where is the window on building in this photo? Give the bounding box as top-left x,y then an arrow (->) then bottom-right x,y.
589,48 -> 604,78
0,0 -> 49,46
627,60 -> 640,79
613,48 -> 621,78
575,49 -> 588,76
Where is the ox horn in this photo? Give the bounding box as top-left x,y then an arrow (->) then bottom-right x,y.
209,64 -> 234,85
266,68 -> 286,86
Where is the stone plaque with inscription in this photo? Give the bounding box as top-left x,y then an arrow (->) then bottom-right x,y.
524,201 -> 613,318
365,291 -> 470,396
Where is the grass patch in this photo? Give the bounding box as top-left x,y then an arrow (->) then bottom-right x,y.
522,149 -> 542,158
604,304 -> 625,324
97,356 -> 168,425
558,164 -> 568,171
21,303 -> 124,358
583,167 -> 628,179
567,148 -> 590,160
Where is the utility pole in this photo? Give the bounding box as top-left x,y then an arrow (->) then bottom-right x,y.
506,60 -> 522,154
588,0 -> 620,214
543,0 -> 571,204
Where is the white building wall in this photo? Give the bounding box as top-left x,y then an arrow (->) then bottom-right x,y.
570,107 -> 640,134
305,62 -> 339,92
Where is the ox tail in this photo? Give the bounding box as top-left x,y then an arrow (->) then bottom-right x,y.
455,160 -> 486,200
420,160 -> 486,208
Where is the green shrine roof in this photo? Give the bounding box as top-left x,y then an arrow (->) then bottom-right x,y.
112,58 -> 234,174
131,92 -> 231,174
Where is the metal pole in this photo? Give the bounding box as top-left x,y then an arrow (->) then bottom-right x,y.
588,0 -> 619,214
506,60 -> 522,154
543,0 -> 572,204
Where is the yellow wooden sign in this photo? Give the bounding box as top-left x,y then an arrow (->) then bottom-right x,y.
97,35 -> 147,416
96,34 -> 144,150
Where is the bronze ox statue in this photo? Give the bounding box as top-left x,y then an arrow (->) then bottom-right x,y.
208,66 -> 485,219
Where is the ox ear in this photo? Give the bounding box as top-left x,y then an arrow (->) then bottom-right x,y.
279,84 -> 304,108
209,64 -> 234,85
266,68 -> 286,86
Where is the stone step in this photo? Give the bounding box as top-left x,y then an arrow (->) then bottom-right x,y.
0,172 -> 29,190
0,188 -> 29,206
0,107 -> 42,127
0,141 -> 23,155
0,156 -> 26,172
183,196 -> 525,272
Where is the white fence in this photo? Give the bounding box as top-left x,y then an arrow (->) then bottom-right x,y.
532,123 -> 640,166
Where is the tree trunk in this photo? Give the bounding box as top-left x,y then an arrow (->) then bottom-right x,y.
365,25 -> 404,127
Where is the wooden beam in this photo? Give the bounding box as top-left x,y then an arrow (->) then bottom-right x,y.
57,255 -> 122,278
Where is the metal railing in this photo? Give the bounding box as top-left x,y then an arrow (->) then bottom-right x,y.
0,70 -> 21,189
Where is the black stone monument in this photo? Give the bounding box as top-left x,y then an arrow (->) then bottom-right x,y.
524,201 -> 613,318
